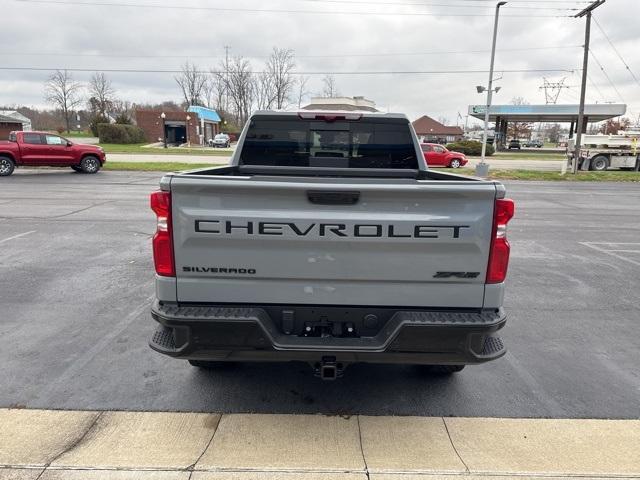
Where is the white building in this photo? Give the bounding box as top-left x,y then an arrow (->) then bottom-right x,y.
0,110 -> 32,131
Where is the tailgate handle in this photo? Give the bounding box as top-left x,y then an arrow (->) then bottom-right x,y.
307,190 -> 360,205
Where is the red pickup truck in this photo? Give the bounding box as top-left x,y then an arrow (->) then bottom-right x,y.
0,131 -> 106,177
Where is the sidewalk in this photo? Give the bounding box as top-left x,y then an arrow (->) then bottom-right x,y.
108,153 -> 231,164
1,409 -> 638,479
466,158 -> 563,171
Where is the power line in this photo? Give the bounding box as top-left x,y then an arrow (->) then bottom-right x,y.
13,0 -> 571,17
291,0 -> 592,4
593,16 -> 640,88
0,45 -> 582,60
0,66 -> 579,75
300,0 -> 581,10
589,48 -> 625,103
587,73 -> 606,102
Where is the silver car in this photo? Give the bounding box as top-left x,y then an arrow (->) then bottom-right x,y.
209,133 -> 230,148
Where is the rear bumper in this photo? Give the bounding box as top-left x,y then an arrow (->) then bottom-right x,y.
149,301 -> 507,365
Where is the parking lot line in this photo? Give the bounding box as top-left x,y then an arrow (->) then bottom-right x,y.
1,409 -> 638,478
580,242 -> 640,267
0,230 -> 36,245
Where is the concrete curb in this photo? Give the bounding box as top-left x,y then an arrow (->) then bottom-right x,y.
1,409 -> 638,479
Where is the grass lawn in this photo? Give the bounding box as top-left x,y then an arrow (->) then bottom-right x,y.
100,143 -> 231,156
469,152 -> 565,161
105,162 -> 640,181
445,168 -> 640,181
61,131 -> 93,138
104,162 -> 223,172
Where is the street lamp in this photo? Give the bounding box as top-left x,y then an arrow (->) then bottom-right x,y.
160,112 -> 167,148
476,1 -> 507,177
186,115 -> 191,148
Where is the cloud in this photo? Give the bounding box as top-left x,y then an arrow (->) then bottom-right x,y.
1,0 -> 638,123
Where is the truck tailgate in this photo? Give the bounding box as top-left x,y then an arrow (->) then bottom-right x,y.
170,175 -> 497,308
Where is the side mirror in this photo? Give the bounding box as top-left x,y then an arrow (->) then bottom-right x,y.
67,141 -> 73,147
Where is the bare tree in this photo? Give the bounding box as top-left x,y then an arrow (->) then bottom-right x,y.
265,47 -> 296,109
216,56 -> 254,126
254,74 -> 276,111
111,99 -> 133,116
321,74 -> 340,98
437,116 -> 450,126
296,75 -> 311,108
44,70 -> 83,132
110,99 -> 134,124
202,76 -> 215,109
175,62 -> 207,107
203,73 -> 227,112
88,72 -> 115,116
599,117 -> 631,134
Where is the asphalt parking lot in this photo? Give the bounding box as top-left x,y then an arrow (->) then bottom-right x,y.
1,169 -> 639,419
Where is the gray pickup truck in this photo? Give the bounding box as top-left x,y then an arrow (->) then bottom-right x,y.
149,111 -> 514,379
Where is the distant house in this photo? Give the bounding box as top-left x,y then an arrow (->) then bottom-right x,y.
412,115 -> 463,144
302,96 -> 379,112
0,110 -> 32,139
134,105 -> 221,146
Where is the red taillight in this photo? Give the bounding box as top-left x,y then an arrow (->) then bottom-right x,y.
150,191 -> 175,277
487,198 -> 515,284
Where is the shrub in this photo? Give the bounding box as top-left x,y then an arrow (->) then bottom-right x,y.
89,115 -> 111,137
114,113 -> 132,125
446,140 -> 494,156
56,126 -> 65,134
97,123 -> 146,144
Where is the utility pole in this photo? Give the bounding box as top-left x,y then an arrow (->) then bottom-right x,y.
572,0 -> 605,174
477,1 -> 507,177
223,45 -> 231,114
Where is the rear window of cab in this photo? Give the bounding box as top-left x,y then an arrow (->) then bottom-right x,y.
240,116 -> 418,169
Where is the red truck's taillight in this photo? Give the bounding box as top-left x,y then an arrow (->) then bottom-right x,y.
150,191 -> 175,277
486,198 -> 515,284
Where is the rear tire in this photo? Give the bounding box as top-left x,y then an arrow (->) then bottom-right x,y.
0,156 -> 15,177
424,365 -> 466,375
590,155 -> 608,171
80,156 -> 101,174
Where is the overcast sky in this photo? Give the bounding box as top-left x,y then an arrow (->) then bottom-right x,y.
2,0 -> 639,126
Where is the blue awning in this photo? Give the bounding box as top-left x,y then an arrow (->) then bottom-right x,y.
188,105 -> 221,123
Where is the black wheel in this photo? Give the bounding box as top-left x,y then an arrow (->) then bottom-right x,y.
188,359 -> 233,369
590,155 -> 608,171
449,158 -> 462,169
0,156 -> 15,177
70,165 -> 82,172
80,156 -> 101,174
423,365 -> 466,375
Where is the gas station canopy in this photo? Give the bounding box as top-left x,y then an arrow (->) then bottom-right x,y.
468,104 -> 626,123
